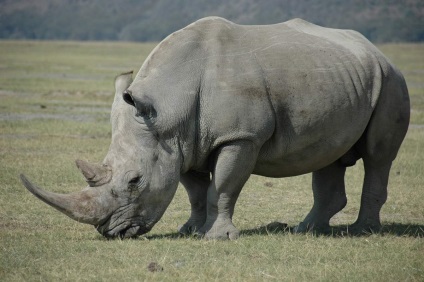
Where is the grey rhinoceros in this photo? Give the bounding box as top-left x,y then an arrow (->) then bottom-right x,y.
21,17 -> 410,239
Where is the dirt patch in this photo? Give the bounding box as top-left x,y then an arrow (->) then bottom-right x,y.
0,112 -> 99,122
0,133 -> 106,140
409,124 -> 424,129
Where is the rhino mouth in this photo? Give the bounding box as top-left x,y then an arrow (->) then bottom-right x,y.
96,217 -> 151,239
119,225 -> 149,239
97,224 -> 150,239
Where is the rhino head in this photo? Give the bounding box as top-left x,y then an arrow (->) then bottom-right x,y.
21,71 -> 185,239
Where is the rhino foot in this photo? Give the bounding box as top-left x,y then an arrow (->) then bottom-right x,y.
178,219 -> 205,235
293,221 -> 331,234
198,219 -> 240,240
348,221 -> 382,235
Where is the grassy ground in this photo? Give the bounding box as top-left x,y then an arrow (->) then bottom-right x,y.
0,40 -> 423,281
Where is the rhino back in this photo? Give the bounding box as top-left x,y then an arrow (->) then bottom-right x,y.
183,18 -> 391,176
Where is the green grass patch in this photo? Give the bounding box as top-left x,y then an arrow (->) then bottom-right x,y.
1,41 -> 423,281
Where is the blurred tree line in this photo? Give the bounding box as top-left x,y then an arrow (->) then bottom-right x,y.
0,0 -> 422,42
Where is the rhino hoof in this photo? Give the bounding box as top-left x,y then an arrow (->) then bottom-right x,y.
293,222 -> 331,234
202,227 -> 240,240
178,221 -> 204,236
348,222 -> 382,235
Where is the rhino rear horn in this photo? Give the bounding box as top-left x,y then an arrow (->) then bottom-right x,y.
75,159 -> 112,187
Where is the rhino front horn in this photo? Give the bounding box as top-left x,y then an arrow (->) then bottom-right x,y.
75,159 -> 112,187
20,174 -> 110,225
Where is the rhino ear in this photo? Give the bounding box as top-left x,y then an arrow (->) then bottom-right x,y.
115,71 -> 133,95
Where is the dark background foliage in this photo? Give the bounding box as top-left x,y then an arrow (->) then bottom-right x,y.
0,0 -> 423,42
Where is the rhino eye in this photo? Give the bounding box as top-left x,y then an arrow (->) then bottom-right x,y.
128,176 -> 141,185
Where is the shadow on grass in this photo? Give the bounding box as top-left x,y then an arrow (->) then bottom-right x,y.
98,222 -> 424,241
240,222 -> 424,238
373,223 -> 424,237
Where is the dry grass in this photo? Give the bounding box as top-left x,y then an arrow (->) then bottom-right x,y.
0,41 -> 423,281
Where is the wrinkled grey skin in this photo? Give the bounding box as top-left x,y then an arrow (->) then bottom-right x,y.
21,17 -> 410,239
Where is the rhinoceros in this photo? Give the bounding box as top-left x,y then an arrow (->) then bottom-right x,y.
21,17 -> 410,239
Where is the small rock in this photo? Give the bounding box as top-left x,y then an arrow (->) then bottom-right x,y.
264,181 -> 273,187
147,262 -> 163,272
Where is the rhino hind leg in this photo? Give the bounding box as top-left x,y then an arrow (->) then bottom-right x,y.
350,69 -> 410,234
178,171 -> 210,235
198,140 -> 259,240
349,161 -> 391,233
295,162 -> 347,233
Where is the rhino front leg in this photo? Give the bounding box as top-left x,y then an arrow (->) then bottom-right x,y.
295,161 -> 347,233
199,140 -> 258,240
179,171 -> 210,235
